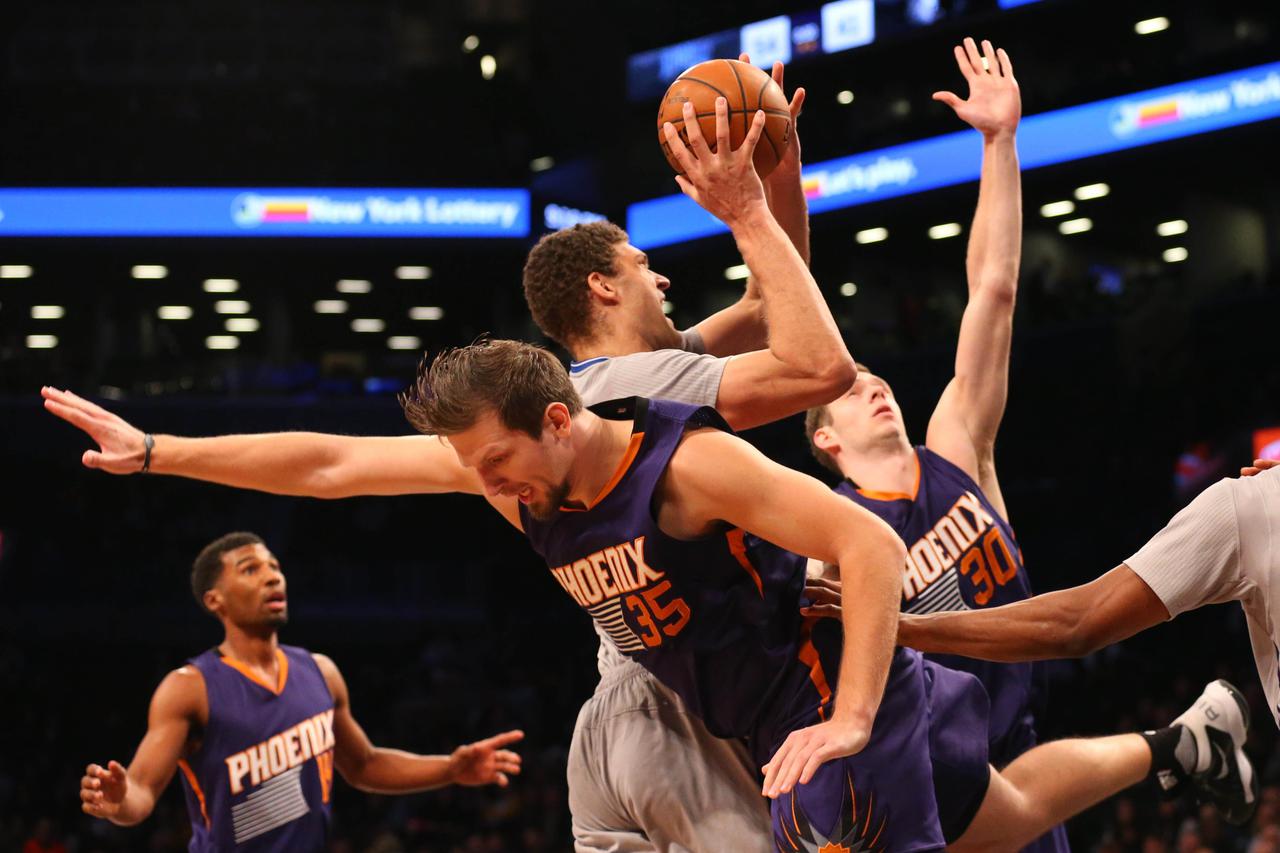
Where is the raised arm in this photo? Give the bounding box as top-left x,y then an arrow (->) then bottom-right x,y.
899,565 -> 1170,661
80,667 -> 205,825
663,429 -> 905,798
316,654 -> 523,793
42,386 -> 484,498
693,58 -> 809,357
925,39 -> 1022,517
663,95 -> 854,432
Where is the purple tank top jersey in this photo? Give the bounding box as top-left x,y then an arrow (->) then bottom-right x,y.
179,645 -> 335,852
836,447 -> 1037,754
520,398 -> 875,765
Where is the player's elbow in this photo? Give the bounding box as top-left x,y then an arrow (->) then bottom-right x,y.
975,272 -> 1018,308
812,353 -> 857,401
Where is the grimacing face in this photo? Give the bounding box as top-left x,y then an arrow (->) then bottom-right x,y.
609,242 -> 682,350
209,542 -> 289,629
819,371 -> 909,457
446,407 -> 576,521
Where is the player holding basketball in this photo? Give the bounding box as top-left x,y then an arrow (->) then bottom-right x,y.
79,532 -> 523,849
801,38 -> 1067,851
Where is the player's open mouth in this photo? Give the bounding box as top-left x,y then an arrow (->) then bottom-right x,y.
873,405 -> 893,418
265,593 -> 287,610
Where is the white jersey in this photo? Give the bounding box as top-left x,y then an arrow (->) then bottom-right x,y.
1127,466 -> 1280,725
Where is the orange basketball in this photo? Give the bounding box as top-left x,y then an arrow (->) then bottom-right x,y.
657,58 -> 792,179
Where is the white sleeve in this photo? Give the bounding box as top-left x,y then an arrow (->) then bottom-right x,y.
574,349 -> 728,408
1125,478 -> 1245,617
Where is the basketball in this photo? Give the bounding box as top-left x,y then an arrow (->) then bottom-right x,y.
657,58 -> 792,179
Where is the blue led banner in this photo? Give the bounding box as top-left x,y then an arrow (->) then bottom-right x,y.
0,187 -> 531,238
628,60 -> 1280,249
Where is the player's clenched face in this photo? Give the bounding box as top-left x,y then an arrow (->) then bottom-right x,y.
820,372 -> 908,455
607,243 -> 683,351
449,407 -> 575,521
209,543 -> 289,630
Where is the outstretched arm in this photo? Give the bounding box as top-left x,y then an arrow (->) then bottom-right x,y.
317,654 -> 523,793
80,667 -> 205,825
664,430 -> 905,798
925,39 -> 1023,519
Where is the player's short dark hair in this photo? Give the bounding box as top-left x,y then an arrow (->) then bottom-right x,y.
804,362 -> 871,475
523,221 -> 629,348
400,338 -> 583,438
191,532 -> 264,611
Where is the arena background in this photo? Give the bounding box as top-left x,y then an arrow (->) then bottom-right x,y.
2,1 -> 1279,850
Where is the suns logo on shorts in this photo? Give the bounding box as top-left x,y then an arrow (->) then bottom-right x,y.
774,768 -> 888,853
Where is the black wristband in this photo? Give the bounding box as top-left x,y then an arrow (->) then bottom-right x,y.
141,433 -> 155,474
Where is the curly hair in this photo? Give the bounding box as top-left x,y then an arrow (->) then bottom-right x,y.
192,531 -> 264,612
522,221 -> 629,348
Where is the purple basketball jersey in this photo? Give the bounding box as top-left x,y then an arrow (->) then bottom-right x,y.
179,645 -> 335,852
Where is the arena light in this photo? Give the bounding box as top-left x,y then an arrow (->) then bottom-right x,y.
1157,219 -> 1188,237
662,301 -> 674,315
724,264 -> 750,280
1163,246 -> 1188,263
480,55 -> 497,80
205,335 -> 240,350
157,306 -> 194,320
336,279 -> 372,294
462,35 -> 480,53
388,336 -> 421,350
840,282 -> 858,297
314,300 -> 349,314
26,334 -> 58,349
1074,183 -> 1110,200
928,222 -> 962,240
530,156 -> 556,172
202,278 -> 239,293
31,305 -> 65,319
394,266 -> 432,280
352,318 -> 385,333
1039,200 -> 1075,218
855,227 -> 888,244
409,306 -> 444,320
225,318 -> 260,332
836,90 -> 855,105
0,265 -> 33,279
1135,16 -> 1170,35
132,264 -> 169,279
1058,217 -> 1093,235
214,300 -> 250,314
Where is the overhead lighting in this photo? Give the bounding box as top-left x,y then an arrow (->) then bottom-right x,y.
409,306 -> 444,321
0,265 -> 33,279
314,300 -> 349,314
1059,217 -> 1093,235
1135,16 -> 1170,35
836,90 -> 855,105
1074,183 -> 1110,200
1039,200 -> 1076,218
394,266 -> 432,280
480,55 -> 497,80
462,35 -> 480,53
26,334 -> 58,349
855,227 -> 888,244
31,305 -> 65,319
388,336 -> 421,350
202,278 -> 239,293
1163,246 -> 1188,263
337,279 -> 372,294
662,301 -> 674,315
225,318 -> 260,333
131,264 -> 168,280
1157,219 -> 1188,237
157,305 -> 194,320
352,318 -> 385,333
205,335 -> 240,350
530,156 -> 555,172
724,264 -> 750,281
928,222 -> 963,240
214,300 -> 250,314
840,282 -> 858,297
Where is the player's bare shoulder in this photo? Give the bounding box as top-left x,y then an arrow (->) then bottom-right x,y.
152,664 -> 209,725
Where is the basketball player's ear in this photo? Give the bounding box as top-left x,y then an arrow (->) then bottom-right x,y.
544,402 -> 573,438
812,426 -> 840,456
203,587 -> 226,618
585,271 -> 621,306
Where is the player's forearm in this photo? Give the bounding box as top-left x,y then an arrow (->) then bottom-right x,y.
898,593 -> 1084,662
764,171 -> 811,266
966,132 -> 1021,299
830,533 -> 905,725
729,205 -> 852,385
346,748 -> 456,793
150,432 -> 356,498
105,784 -> 160,826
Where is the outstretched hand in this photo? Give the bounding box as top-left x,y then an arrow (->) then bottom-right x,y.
42,387 -> 147,474
449,729 -> 524,787
933,38 -> 1021,139
80,760 -> 129,819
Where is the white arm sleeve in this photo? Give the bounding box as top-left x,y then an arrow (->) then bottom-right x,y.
1125,478 -> 1245,618
572,349 -> 729,408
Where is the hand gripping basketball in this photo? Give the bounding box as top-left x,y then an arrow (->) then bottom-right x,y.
42,386 -> 149,474
661,97 -> 768,226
